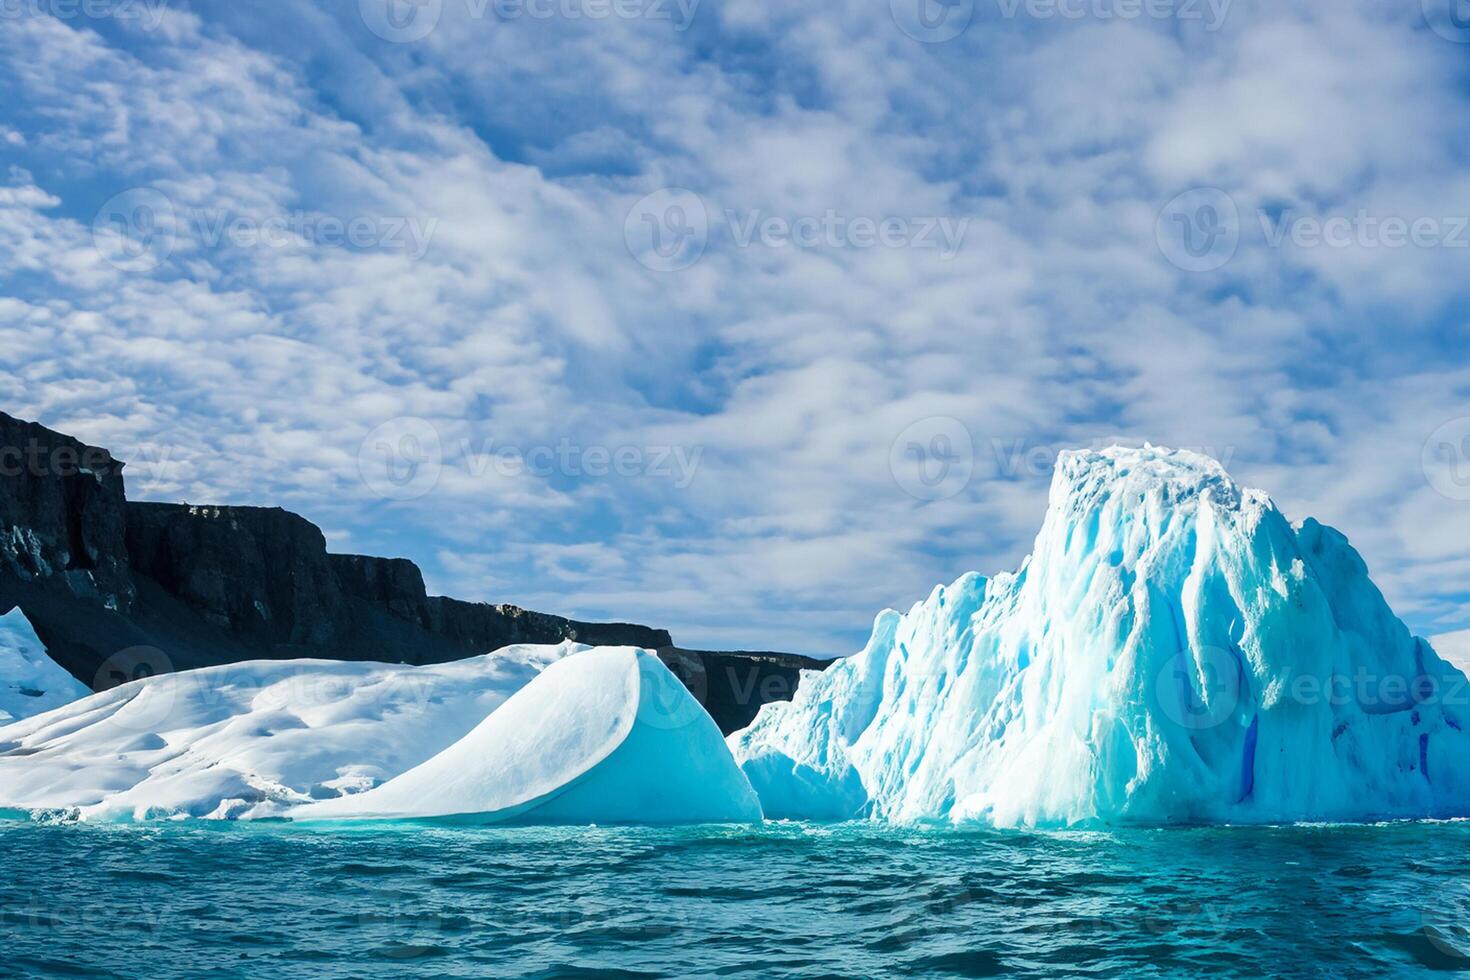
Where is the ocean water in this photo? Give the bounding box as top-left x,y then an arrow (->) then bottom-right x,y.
3,818 -> 1469,978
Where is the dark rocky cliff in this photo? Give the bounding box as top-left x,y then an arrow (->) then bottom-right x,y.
659,647 -> 829,734
0,411 -> 825,733
328,550 -> 672,649
126,503 -> 347,647
0,412 -> 133,611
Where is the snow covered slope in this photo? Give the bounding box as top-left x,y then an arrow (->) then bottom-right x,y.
731,446 -> 1470,827
0,644 -> 581,820
295,647 -> 762,825
0,608 -> 89,724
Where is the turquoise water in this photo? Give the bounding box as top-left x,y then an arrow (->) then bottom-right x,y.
3,818 -> 1469,978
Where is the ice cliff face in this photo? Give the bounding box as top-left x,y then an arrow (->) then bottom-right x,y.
731,446 -> 1470,826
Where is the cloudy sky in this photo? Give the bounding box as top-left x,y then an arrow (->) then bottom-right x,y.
2,0 -> 1468,654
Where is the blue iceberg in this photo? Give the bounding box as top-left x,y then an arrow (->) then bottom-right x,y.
296,647 -> 762,825
730,446 -> 1470,826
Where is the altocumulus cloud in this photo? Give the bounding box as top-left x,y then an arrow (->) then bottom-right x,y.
0,0 -> 1468,653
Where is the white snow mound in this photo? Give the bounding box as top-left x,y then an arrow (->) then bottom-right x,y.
730,445 -> 1470,827
0,643 -> 581,820
295,647 -> 763,825
0,607 -> 90,724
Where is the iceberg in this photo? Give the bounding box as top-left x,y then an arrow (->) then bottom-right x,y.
0,643 -> 580,820
730,446 -> 1470,827
294,647 -> 762,825
0,607 -> 90,724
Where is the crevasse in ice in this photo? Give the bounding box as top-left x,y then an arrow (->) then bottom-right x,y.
730,446 -> 1470,826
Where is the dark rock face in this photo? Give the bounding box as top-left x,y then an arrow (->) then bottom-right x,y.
0,412 -> 132,611
328,553 -> 671,650
656,648 -> 829,734
0,411 -> 828,733
114,504 -> 672,661
127,504 -> 345,646
425,597 -> 671,654
330,554 -> 432,628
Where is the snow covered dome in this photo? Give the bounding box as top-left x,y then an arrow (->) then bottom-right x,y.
0,644 -> 761,826
295,647 -> 762,825
0,644 -> 583,820
731,445 -> 1470,826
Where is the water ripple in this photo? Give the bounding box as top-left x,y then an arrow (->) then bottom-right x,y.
2,818 -> 1468,977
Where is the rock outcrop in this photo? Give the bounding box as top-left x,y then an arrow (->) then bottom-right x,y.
0,411 -> 824,732
330,553 -> 433,627
0,412 -> 132,611
659,648 -> 830,734
125,503 -> 346,647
